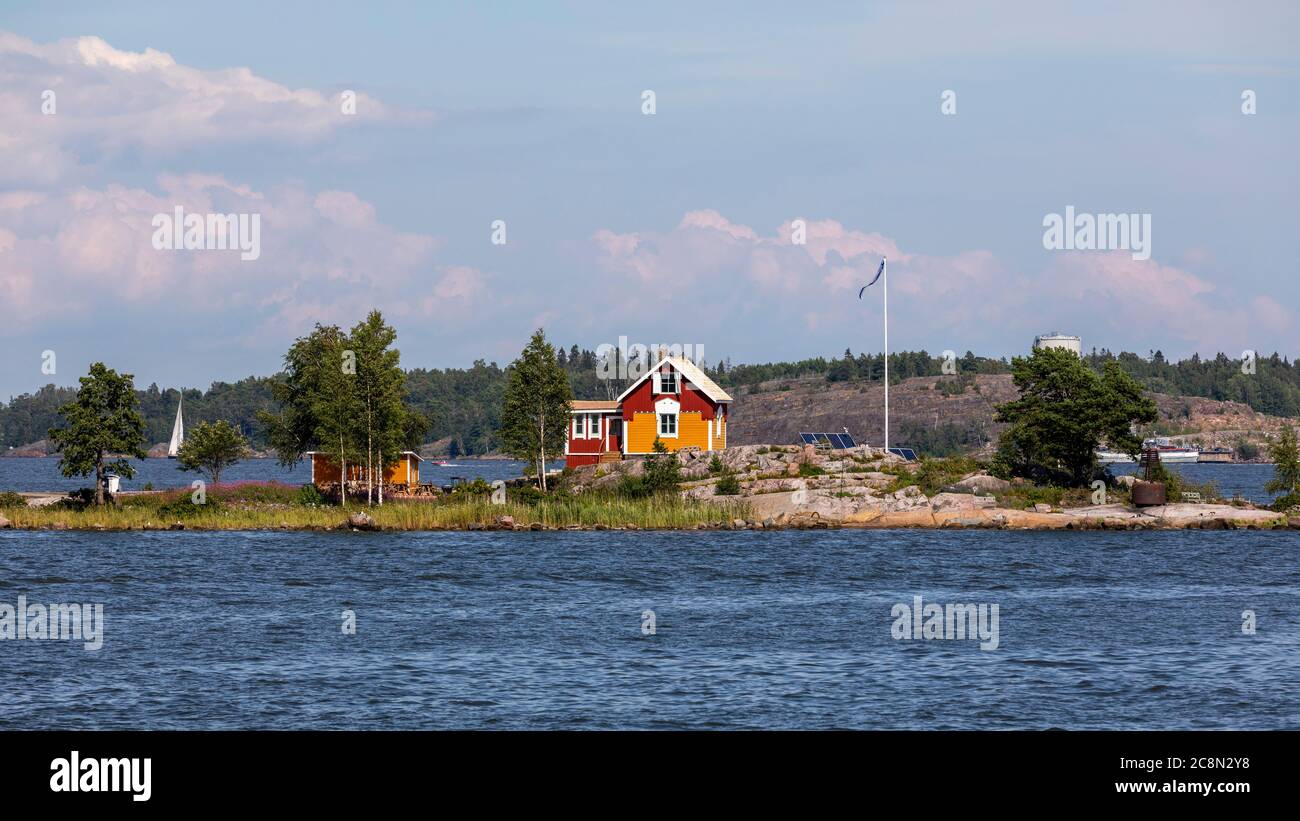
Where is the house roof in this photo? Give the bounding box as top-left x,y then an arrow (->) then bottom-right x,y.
615,356 -> 733,403
306,450 -> 424,461
571,400 -> 620,412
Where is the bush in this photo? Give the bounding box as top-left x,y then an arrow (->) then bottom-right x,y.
909,456 -> 984,496
996,485 -> 1065,510
451,478 -> 493,496
297,484 -> 327,506
641,439 -> 681,493
1272,492 -> 1300,513
52,488 -> 102,509
616,474 -> 650,498
708,455 -> 725,475
210,481 -> 301,504
714,473 -> 741,495
508,484 -> 545,505
798,462 -> 826,477
157,497 -> 216,519
1144,461 -> 1220,503
0,491 -> 28,508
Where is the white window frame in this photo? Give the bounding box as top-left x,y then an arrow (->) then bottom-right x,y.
658,370 -> 679,394
659,412 -> 678,438
587,413 -> 601,439
573,414 -> 585,437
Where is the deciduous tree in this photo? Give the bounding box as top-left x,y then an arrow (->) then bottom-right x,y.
177,420 -> 251,486
48,363 -> 147,505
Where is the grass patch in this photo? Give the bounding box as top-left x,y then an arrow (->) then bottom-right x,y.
995,485 -> 1065,510
1,484 -> 746,531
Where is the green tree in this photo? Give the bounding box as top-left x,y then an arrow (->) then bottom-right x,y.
350,311 -> 414,504
260,324 -> 364,504
177,420 -> 250,486
500,329 -> 572,491
642,437 -> 682,492
1265,425 -> 1300,507
994,347 -> 1157,486
48,363 -> 147,505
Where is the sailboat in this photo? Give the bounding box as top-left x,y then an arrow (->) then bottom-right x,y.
167,396 -> 185,458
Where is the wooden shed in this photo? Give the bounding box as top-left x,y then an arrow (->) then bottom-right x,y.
307,451 -> 423,488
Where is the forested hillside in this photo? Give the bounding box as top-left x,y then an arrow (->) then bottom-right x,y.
3,346 -> 1296,455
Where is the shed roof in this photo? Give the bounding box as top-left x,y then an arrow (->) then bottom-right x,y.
571,400 -> 621,412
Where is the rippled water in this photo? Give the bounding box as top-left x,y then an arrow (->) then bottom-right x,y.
0,529 -> 1296,729
1108,462 -> 1281,504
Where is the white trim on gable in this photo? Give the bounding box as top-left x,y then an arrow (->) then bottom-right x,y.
615,356 -> 731,403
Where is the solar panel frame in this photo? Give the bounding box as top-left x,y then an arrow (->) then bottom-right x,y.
798,432 -> 857,450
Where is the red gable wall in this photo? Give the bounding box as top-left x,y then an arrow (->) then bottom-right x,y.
621,369 -> 717,419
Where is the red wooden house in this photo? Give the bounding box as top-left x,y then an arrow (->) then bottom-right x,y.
564,355 -> 731,468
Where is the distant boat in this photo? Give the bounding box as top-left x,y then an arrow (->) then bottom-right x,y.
166,397 -> 185,458
1096,449 -> 1135,464
1096,437 -> 1199,465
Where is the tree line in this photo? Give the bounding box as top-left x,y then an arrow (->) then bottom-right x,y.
9,344 -> 1298,455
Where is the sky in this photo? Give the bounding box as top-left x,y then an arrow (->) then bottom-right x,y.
0,1 -> 1297,400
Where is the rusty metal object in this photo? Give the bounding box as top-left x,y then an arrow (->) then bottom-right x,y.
1138,447 -> 1163,478
1132,480 -> 1166,506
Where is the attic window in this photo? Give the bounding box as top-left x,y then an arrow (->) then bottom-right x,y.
659,370 -> 678,393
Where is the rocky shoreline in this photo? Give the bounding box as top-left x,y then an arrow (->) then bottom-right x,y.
3,443 -> 1297,532
565,444 -> 1299,531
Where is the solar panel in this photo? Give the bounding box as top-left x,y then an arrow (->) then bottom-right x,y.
888,447 -> 918,461
798,432 -> 858,450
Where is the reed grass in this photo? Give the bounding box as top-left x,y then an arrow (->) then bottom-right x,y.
0,490 -> 747,531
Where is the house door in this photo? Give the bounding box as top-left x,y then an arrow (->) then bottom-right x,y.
606,417 -> 622,451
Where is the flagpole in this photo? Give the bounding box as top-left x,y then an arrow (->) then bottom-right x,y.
883,257 -> 889,452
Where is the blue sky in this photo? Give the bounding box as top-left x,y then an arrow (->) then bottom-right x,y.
1,1 -> 1297,400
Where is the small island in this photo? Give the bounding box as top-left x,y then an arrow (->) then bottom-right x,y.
2,319 -> 1298,533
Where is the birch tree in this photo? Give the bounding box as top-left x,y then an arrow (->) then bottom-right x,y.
500,329 -> 572,491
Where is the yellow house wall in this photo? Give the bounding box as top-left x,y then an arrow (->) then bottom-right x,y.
626,411 -> 716,454
311,454 -> 418,486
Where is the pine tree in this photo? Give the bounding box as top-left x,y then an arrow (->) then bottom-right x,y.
500,329 -> 572,491
994,347 -> 1157,486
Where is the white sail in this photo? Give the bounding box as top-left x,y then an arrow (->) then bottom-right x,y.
167,397 -> 184,458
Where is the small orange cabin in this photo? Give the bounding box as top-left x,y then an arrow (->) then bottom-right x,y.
306,451 -> 423,487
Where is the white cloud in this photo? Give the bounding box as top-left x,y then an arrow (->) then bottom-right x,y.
590,210 -> 1292,359
0,30 -> 417,186
0,176 -> 443,343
